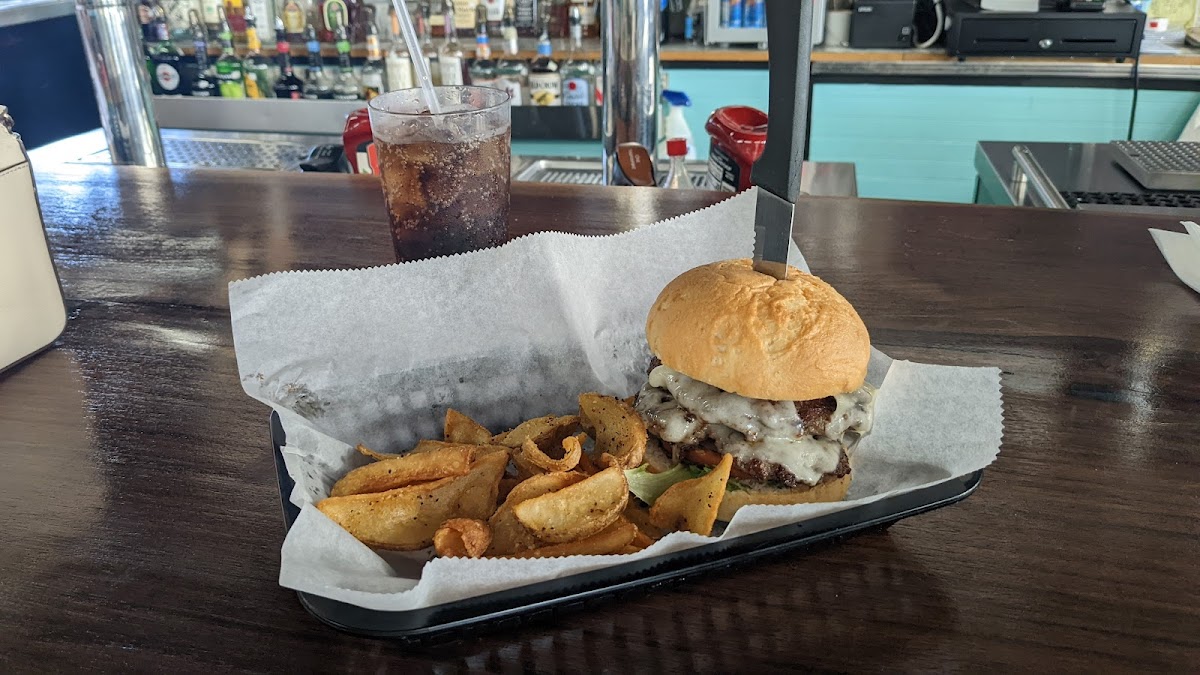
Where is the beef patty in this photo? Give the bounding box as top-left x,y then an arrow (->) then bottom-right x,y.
672,442 -> 851,488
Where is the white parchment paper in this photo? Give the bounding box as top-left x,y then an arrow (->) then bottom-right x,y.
230,188 -> 1003,612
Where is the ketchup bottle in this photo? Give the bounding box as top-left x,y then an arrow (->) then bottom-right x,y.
704,106 -> 768,192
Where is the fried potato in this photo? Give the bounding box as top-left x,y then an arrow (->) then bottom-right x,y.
493,415 -> 580,455
433,518 -> 492,558
513,466 -> 629,544
317,451 -> 508,550
578,393 -> 646,470
572,434 -> 600,475
486,472 -> 587,555
331,446 -> 474,497
444,409 -> 492,445
650,452 -> 732,536
519,436 -> 581,473
617,545 -> 642,555
631,528 -> 656,550
622,500 -> 666,540
451,450 -> 508,521
316,476 -> 463,550
505,519 -> 637,558
498,476 -> 521,502
356,443 -> 401,461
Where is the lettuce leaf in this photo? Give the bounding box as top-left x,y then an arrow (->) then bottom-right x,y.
625,464 -> 697,505
625,463 -> 718,505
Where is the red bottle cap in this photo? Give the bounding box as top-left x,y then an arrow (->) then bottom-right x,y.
704,105 -> 769,164
666,138 -> 688,157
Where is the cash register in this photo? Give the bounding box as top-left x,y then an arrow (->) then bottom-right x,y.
943,0 -> 1146,58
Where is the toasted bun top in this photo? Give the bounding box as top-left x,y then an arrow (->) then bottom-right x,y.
645,258 -> 870,401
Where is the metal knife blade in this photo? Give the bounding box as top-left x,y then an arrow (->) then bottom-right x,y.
750,0 -> 815,280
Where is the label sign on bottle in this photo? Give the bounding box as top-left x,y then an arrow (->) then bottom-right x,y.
283,0 -> 305,33
562,78 -> 589,106
439,56 -> 464,86
155,63 -> 181,92
528,74 -> 561,106
705,144 -> 740,192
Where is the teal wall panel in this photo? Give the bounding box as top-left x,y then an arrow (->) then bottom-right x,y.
513,70 -> 1200,204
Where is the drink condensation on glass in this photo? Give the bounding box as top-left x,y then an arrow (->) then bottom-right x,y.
368,86 -> 511,262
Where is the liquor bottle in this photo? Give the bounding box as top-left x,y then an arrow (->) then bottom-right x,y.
246,0 -> 275,41
224,0 -> 247,38
385,6 -> 415,92
189,9 -> 220,96
280,0 -> 307,41
165,0 -> 198,41
438,6 -> 465,86
149,10 -> 187,95
513,0 -> 537,36
273,19 -> 305,98
451,0 -> 479,31
468,9 -> 497,87
201,0 -> 222,38
493,4 -> 527,104
302,23 -> 333,98
417,6 -> 441,85
360,20 -> 385,99
331,20 -> 361,100
482,0 -> 504,32
242,6 -> 273,97
527,31 -> 560,106
559,4 -> 593,106
318,0 -> 348,42
348,0 -> 368,42
215,7 -> 247,97
139,0 -> 156,42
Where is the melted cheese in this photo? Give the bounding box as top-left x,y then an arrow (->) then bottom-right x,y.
635,365 -> 876,486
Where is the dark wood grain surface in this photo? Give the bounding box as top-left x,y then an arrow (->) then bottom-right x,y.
3,164 -> 1198,671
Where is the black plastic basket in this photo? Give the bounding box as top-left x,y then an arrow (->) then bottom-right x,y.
271,411 -> 983,641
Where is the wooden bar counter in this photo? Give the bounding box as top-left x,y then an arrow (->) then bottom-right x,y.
2,164 -> 1198,670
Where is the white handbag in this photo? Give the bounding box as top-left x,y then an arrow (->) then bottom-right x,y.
0,105 -> 67,374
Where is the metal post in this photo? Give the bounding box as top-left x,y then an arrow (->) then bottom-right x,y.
75,0 -> 165,167
601,0 -> 660,185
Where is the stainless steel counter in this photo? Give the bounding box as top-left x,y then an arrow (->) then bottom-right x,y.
974,140 -> 1200,216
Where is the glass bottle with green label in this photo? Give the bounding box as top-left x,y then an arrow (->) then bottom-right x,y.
331,19 -> 361,100
242,5 -> 273,98
215,7 -> 246,97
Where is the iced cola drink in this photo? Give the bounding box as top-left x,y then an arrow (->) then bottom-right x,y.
368,87 -> 511,262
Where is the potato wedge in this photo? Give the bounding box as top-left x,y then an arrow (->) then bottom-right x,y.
444,409 -> 492,445
356,443 -> 401,461
316,476 -> 463,550
505,519 -> 637,558
330,446 -> 473,497
433,518 -> 492,558
451,450 -> 508,521
498,476 -> 521,502
649,452 -> 732,536
519,437 -> 581,473
513,466 -> 628,544
317,451 -> 508,550
486,472 -> 587,555
493,415 -> 580,455
622,500 -> 666,541
578,393 -> 646,470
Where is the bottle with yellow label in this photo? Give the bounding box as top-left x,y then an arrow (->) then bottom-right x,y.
242,5 -> 273,97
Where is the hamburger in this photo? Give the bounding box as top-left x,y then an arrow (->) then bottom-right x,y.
633,258 -> 876,521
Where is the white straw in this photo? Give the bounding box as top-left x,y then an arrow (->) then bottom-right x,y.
389,0 -> 441,114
